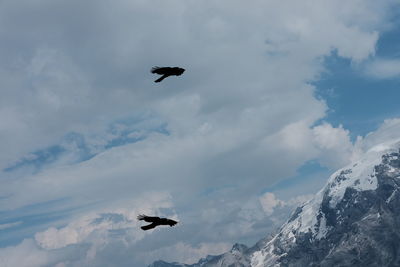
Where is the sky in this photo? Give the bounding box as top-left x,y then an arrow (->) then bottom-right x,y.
0,0 -> 400,266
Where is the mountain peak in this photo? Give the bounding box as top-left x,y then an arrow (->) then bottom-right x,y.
150,141 -> 400,267
230,243 -> 248,253
252,142 -> 400,266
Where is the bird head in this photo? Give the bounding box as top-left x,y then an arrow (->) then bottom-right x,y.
167,219 -> 178,227
174,67 -> 185,76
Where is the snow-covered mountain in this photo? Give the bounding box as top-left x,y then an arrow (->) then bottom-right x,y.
150,141 -> 400,267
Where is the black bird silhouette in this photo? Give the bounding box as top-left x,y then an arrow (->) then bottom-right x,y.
137,214 -> 178,230
151,66 -> 185,83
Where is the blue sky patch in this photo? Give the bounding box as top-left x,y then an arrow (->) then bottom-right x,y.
314,25 -> 400,140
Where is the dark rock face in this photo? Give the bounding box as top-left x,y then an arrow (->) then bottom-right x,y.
150,144 -> 400,267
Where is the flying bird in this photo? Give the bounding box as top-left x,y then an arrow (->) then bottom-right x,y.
151,66 -> 185,83
137,214 -> 178,230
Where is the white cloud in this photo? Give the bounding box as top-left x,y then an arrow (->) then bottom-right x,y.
0,0 -> 398,265
266,120 -> 355,170
0,221 -> 22,231
259,192 -> 285,215
35,192 -> 174,250
143,242 -> 232,265
259,192 -> 313,215
0,239 -> 49,267
0,0 -> 392,170
312,123 -> 355,168
365,58 -> 400,79
354,118 -> 400,153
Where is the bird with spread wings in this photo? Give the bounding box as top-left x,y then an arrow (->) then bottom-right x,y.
137,214 -> 178,230
151,66 -> 185,83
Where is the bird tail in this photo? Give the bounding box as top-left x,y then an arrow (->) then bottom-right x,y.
151,66 -> 160,74
137,214 -> 146,220
155,74 -> 168,83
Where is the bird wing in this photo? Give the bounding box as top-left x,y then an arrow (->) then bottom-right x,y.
141,223 -> 158,231
137,214 -> 160,223
151,66 -> 171,75
154,74 -> 169,83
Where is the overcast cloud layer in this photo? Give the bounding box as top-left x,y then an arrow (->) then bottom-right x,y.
0,0 -> 399,266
